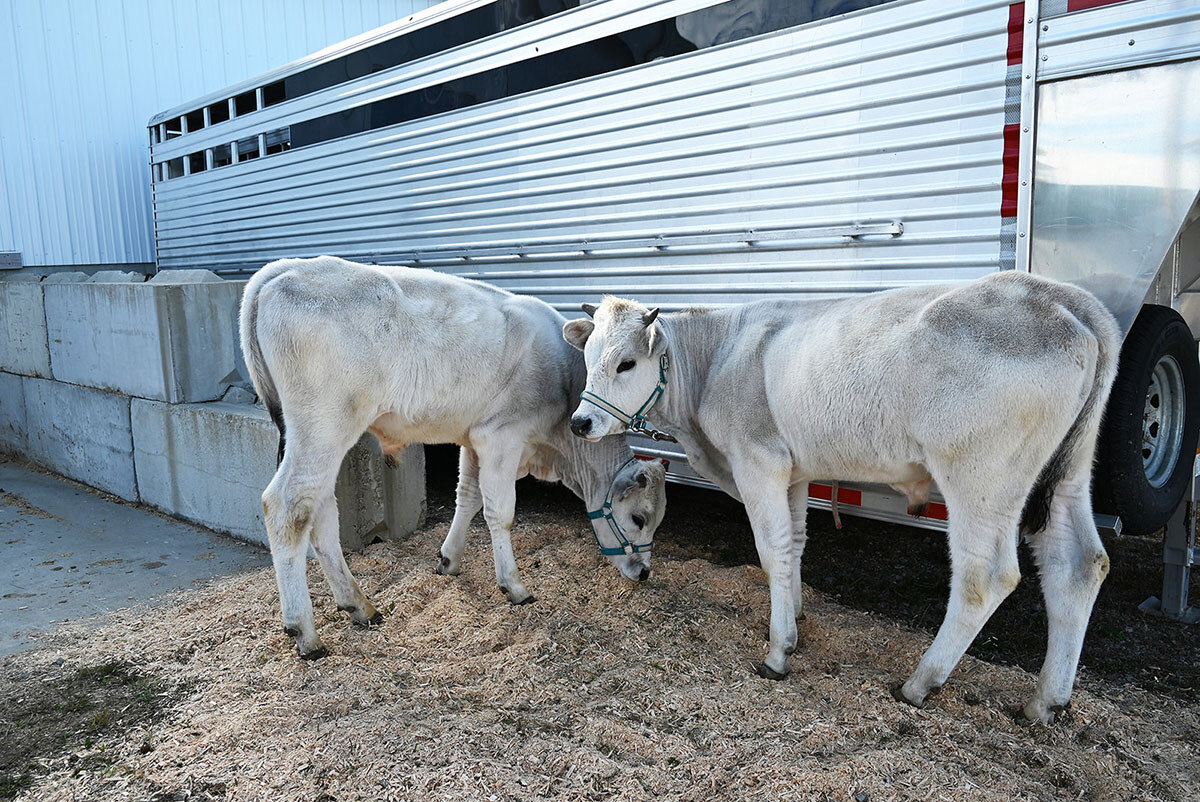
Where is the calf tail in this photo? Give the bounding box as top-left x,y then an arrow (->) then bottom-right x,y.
239,264 -> 288,465
1020,302 -> 1120,534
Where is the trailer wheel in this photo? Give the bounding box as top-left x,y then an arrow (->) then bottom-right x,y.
1094,305 -> 1200,536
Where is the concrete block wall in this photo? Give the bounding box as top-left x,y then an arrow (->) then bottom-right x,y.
22,377 -> 137,500
0,270 -> 426,550
42,270 -> 245,403
132,399 -> 424,549
0,272 -> 87,378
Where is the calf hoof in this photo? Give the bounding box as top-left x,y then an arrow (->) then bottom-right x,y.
1023,700 -> 1069,725
890,682 -> 923,708
299,645 -> 329,661
754,662 -> 790,681
384,454 -> 399,469
891,682 -> 939,709
500,585 -> 536,606
341,604 -> 384,628
435,554 -> 460,576
907,503 -> 929,517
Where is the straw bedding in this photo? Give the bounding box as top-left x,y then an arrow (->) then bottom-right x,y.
11,513 -> 1200,801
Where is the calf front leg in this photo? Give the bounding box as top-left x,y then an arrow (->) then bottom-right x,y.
474,437 -> 534,605
734,460 -> 798,679
437,447 -> 482,576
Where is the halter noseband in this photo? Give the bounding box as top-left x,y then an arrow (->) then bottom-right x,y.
579,354 -> 676,442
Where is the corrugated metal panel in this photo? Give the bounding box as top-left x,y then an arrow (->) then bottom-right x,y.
0,0 -> 437,268
1039,0 -> 1200,81
152,0 -> 1015,309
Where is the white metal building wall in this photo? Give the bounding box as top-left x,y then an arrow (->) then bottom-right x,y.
0,0 -> 437,268
150,0 -> 1014,307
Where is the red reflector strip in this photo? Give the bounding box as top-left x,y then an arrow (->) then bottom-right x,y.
1001,123 -> 1020,217
1006,2 -> 1025,65
1067,0 -> 1126,11
808,483 -> 862,506
921,502 -> 950,521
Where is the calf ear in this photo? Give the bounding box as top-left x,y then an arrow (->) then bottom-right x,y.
613,473 -> 640,501
563,318 -> 594,350
638,458 -> 667,484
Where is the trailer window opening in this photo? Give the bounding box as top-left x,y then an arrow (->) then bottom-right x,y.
212,143 -> 233,168
289,0 -> 892,151
237,137 -> 261,161
184,109 -> 204,133
264,128 -> 291,155
234,91 -> 257,117
208,100 -> 231,125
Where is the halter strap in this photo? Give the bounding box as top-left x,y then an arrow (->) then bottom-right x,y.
579,354 -> 676,442
587,457 -> 653,556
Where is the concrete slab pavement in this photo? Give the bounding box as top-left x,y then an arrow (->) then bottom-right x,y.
0,458 -> 269,657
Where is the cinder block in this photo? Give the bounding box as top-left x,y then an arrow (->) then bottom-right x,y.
0,273 -> 86,377
43,271 -> 245,402
22,378 -> 136,500
131,399 -> 425,549
0,372 -> 26,454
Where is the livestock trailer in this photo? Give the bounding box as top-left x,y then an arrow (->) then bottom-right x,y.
147,0 -> 1200,614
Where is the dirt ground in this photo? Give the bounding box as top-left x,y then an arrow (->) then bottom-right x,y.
3,448 -> 1199,801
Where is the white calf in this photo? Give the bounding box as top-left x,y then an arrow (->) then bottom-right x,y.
240,256 -> 667,659
566,272 -> 1118,723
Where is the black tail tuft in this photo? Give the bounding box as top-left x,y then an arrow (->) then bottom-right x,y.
1020,449 -> 1068,535
267,402 -> 286,465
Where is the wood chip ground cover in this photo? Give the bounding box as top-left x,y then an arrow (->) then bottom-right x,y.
4,481 -> 1199,801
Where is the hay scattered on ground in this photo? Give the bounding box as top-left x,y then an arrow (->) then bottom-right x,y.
9,514 -> 1200,801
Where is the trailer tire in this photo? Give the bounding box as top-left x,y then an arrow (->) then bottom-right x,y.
1094,305 -> 1200,536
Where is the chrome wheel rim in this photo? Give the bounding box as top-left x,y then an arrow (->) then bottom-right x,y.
1143,354 -> 1186,488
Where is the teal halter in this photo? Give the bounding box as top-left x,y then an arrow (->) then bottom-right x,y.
579,354 -> 676,442
588,457 -> 653,556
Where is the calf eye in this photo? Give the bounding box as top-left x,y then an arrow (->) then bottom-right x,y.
631,514 -> 645,529
617,360 -> 636,373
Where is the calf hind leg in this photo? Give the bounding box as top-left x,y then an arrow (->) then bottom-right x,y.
1024,474 -> 1109,724
262,470 -> 327,659
896,500 -> 1022,708
437,447 -> 483,576
309,494 -> 382,627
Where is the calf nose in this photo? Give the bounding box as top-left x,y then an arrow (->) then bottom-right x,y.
570,415 -> 593,437
638,566 -> 651,582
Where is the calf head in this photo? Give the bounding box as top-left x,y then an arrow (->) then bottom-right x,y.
599,457 -> 668,581
564,298 -> 666,441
